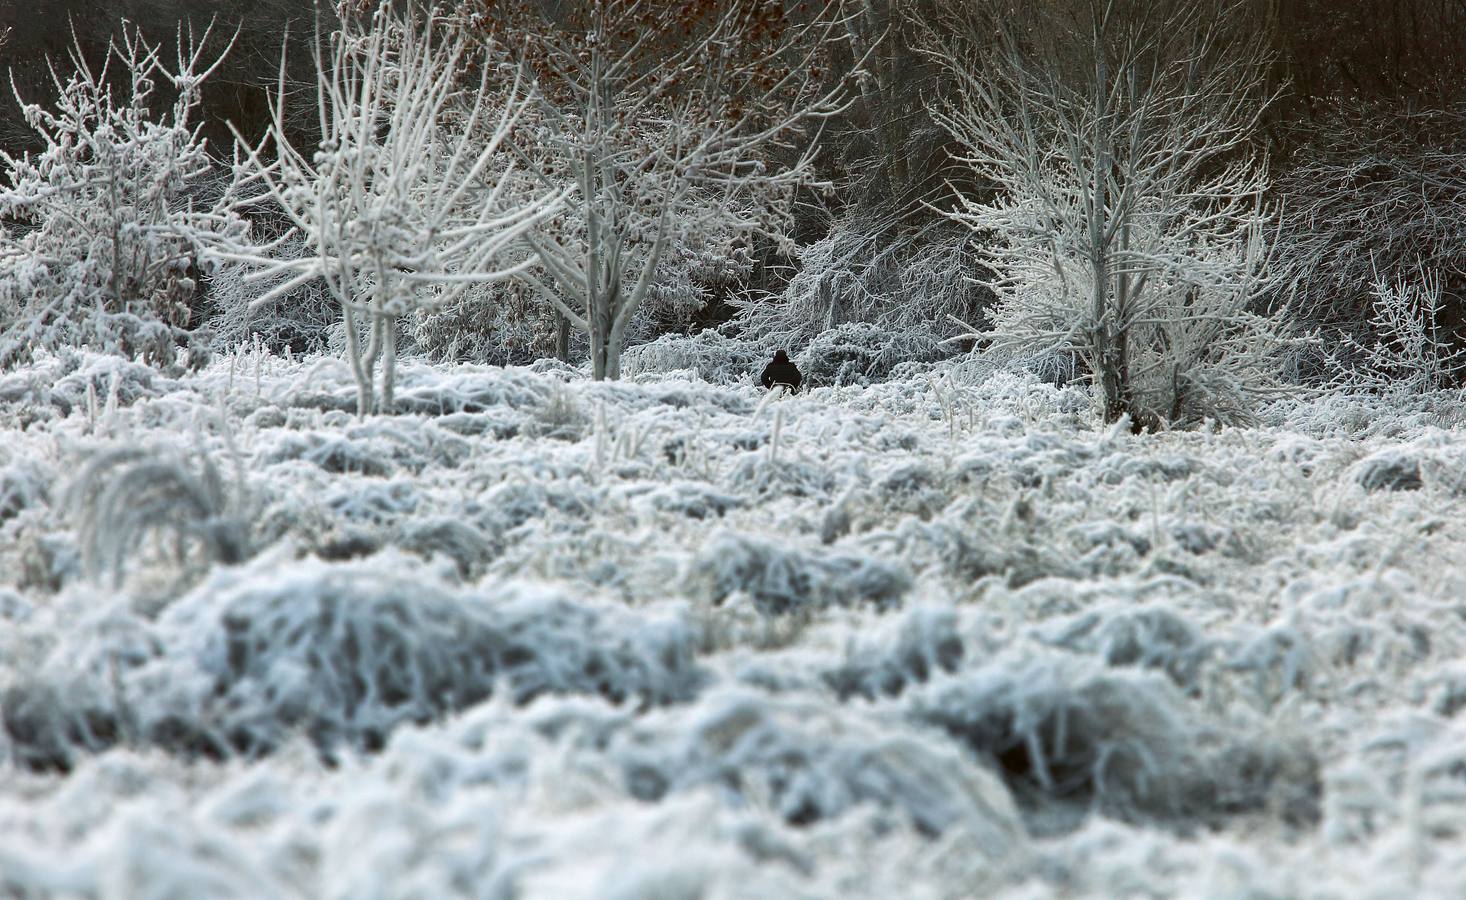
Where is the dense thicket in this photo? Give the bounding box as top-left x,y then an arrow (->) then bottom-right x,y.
2,0 -> 1463,419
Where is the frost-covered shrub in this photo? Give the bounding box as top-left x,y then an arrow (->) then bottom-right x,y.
221,8 -> 558,416
731,219 -> 986,357
910,652 -> 1320,826
621,329 -> 766,384
406,277 -> 566,367
635,234 -> 753,338
693,531 -> 912,616
206,236 -> 336,355
414,224 -> 753,371
63,445 -> 252,587
798,322 -> 949,387
0,23 -> 241,371
1330,270 -> 1466,396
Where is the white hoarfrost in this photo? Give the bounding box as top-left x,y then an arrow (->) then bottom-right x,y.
2,346 -> 1466,895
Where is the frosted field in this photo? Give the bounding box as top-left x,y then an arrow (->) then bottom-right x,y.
3,347 -> 1466,898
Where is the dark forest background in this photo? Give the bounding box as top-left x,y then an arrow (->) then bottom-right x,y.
4,0 -> 1466,385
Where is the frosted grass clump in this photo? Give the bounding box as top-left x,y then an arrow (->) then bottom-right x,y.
821,606 -> 969,701
1353,449 -> 1424,492
909,650 -> 1320,828
143,554 -> 706,752
63,444 -> 253,588
429,686 -> 1027,849
1036,604 -> 1210,691
3,553 -> 708,765
0,350 -> 174,422
0,459 -> 51,523
693,531 -> 913,616
396,516 -> 494,580
611,686 -> 1027,845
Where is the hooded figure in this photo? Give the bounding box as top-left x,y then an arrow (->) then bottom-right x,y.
760,350 -> 803,393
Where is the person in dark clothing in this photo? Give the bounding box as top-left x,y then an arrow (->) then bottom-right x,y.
760,350 -> 802,393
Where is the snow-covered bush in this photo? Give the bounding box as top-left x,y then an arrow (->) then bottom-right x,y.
1273,106 -> 1466,340
732,220 -> 987,360
405,277 -> 566,367
483,1 -> 852,381
797,322 -> 948,388
620,329 -> 766,384
407,198 -> 755,370
0,21 -> 243,371
971,206 -> 1297,427
924,4 -> 1298,426
636,234 -> 754,338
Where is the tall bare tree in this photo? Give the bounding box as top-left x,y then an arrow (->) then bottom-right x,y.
924,0 -> 1292,424
459,0 -> 861,381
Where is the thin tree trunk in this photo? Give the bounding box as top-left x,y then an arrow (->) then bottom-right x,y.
382,317 -> 397,415
590,300 -> 611,381
555,310 -> 570,362
343,305 -> 373,418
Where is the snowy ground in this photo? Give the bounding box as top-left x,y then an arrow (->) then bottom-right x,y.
3,346 -> 1466,898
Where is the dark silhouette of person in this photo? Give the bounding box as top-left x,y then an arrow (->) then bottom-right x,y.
760,350 -> 802,393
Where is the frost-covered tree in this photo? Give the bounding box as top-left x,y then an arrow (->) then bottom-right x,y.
924,0 -> 1294,425
220,4 -> 561,416
461,0 -> 859,381
0,21 -> 241,371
